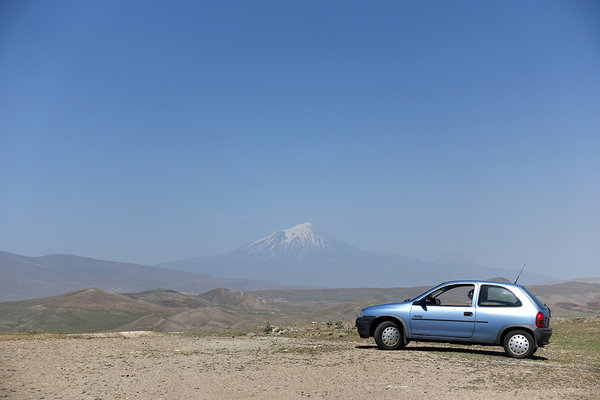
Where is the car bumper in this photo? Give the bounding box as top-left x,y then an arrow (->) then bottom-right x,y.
355,316 -> 375,338
533,327 -> 552,347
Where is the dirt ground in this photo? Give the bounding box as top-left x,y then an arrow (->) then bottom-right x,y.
1,331 -> 598,400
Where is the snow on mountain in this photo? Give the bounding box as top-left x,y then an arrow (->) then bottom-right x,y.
236,222 -> 339,259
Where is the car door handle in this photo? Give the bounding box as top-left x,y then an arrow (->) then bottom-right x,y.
464,312 -> 473,317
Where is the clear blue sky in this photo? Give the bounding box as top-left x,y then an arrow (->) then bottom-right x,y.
1,1 -> 599,279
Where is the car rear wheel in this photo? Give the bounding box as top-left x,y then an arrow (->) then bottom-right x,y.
374,321 -> 405,350
503,330 -> 537,358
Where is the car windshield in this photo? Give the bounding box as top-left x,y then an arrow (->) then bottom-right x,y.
403,284 -> 443,302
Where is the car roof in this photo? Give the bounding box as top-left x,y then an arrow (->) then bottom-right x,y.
437,280 -> 521,288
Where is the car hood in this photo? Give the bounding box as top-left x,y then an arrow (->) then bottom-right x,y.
362,301 -> 411,315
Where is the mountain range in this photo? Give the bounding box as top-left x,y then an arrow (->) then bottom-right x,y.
1,222 -> 558,301
159,222 -> 554,288
0,251 -> 288,301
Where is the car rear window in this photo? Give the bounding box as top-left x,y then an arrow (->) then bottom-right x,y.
521,286 -> 547,309
478,285 -> 521,307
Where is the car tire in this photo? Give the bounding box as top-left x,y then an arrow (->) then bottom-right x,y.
503,330 -> 537,358
374,321 -> 405,350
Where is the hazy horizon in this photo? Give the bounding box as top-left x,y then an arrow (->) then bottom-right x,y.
1,1 -> 599,280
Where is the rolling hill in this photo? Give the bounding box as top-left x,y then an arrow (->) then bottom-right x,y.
1,281 -> 598,333
0,287 -> 286,333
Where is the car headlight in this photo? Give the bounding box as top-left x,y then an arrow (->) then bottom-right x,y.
357,310 -> 364,318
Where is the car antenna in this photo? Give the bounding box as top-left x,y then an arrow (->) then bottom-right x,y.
514,263 -> 526,284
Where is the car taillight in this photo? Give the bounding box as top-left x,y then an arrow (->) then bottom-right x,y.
536,312 -> 545,328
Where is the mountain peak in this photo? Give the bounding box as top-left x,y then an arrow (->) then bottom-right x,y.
238,222 -> 336,258
281,222 -> 317,243
286,222 -> 314,231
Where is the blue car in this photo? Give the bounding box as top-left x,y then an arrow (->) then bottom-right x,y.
356,280 -> 552,358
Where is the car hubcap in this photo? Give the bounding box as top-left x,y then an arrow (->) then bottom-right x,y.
508,334 -> 530,355
381,326 -> 400,347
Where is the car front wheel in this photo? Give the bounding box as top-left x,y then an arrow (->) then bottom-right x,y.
503,330 -> 537,358
374,321 -> 405,350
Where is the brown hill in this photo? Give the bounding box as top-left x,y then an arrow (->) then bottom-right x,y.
0,287 -> 278,333
125,289 -> 209,309
198,288 -> 269,310
43,289 -> 169,312
118,306 -> 287,332
0,288 -> 167,332
3,288 -> 167,313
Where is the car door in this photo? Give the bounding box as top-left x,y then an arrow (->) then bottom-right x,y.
410,284 -> 476,338
473,284 -> 525,342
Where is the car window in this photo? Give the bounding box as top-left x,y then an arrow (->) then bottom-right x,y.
521,286 -> 547,309
428,284 -> 474,307
478,285 -> 522,307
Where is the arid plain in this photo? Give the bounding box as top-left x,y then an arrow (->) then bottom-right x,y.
1,281 -> 599,399
1,318 -> 599,400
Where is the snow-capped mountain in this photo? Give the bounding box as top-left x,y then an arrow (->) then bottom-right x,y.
236,223 -> 344,259
159,223 -> 555,288
159,222 -> 375,287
